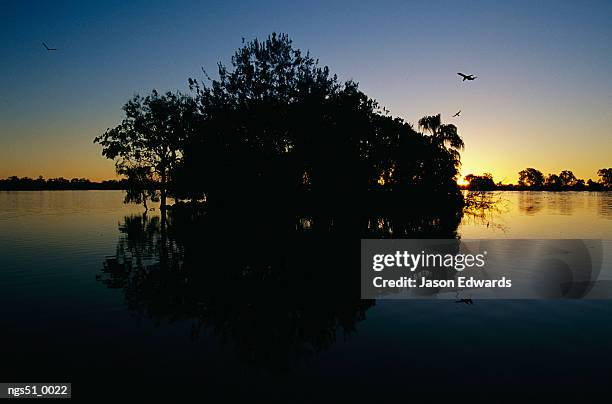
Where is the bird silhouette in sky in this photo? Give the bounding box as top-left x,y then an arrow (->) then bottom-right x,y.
457,72 -> 477,81
453,110 -> 461,117
42,42 -> 57,51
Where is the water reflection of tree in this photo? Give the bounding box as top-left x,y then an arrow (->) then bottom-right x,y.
546,193 -> 575,216
98,196 -> 462,371
597,192 -> 612,220
462,191 -> 508,232
517,191 -> 544,216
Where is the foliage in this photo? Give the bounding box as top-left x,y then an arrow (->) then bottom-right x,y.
464,173 -> 495,190
117,165 -> 159,211
545,173 -> 562,189
558,170 -> 578,187
94,90 -> 198,209
181,33 -> 463,212
518,168 -> 545,188
418,114 -> 464,163
598,168 -> 612,187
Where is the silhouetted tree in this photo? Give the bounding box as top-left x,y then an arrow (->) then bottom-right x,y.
118,165 -> 159,212
35,175 -> 46,188
545,173 -> 562,190
185,33 -> 360,207
559,170 -> 578,187
90,32 -> 464,220
465,173 -> 495,190
418,114 -> 464,157
48,177 -> 70,188
182,33 -> 463,215
94,90 -> 198,211
518,168 -> 545,188
598,168 -> 612,188
587,179 -> 604,191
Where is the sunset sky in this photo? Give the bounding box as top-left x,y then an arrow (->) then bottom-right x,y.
1,0 -> 611,183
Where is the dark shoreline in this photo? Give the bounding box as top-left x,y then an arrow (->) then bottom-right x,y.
461,188 -> 611,192
2,188 -> 610,192
0,187 -> 126,191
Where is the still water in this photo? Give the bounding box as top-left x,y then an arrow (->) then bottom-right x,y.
0,191 -> 611,399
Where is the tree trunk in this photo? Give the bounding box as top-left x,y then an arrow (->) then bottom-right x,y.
160,169 -> 167,212
159,169 -> 168,238
160,189 -> 167,211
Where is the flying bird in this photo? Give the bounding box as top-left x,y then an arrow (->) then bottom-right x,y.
453,110 -> 461,117
42,42 -> 57,51
457,72 -> 477,81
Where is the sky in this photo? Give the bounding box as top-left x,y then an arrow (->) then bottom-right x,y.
1,0 -> 611,183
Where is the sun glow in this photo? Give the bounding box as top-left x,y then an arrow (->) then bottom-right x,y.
456,177 -> 469,187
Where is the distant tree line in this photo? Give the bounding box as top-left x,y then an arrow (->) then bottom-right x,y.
461,168 -> 612,191
0,176 -> 126,190
94,33 -> 465,213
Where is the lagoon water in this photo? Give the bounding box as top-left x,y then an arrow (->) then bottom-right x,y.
1,190 -> 611,398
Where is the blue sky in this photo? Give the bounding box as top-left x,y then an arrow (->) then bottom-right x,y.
1,0 -> 611,181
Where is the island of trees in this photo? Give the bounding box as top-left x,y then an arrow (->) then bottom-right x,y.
94,34 -> 471,350
91,33 -> 465,217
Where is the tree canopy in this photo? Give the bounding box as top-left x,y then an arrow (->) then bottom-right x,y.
598,168 -> 612,187
96,33 -> 465,215
518,168 -> 545,188
94,90 -> 198,210
180,33 -> 462,208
